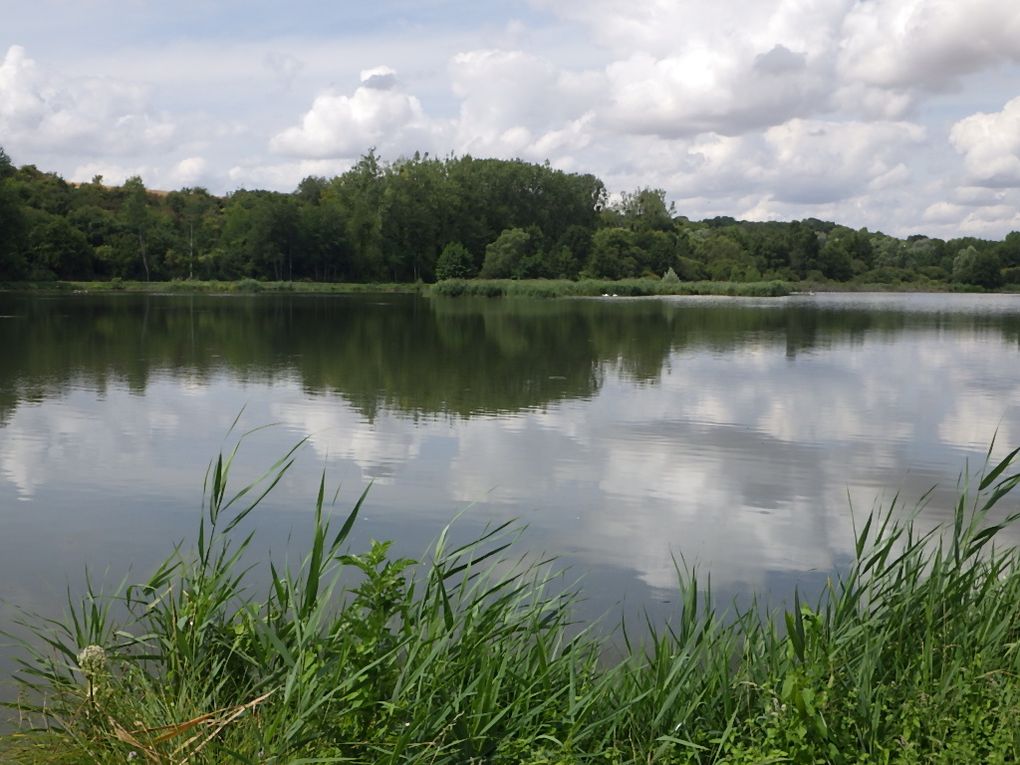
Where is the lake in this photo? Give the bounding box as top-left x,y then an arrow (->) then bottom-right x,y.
2,290 -> 1020,699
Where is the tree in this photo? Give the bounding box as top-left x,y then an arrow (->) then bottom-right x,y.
26,214 -> 93,279
0,151 -> 27,279
952,246 -> 1002,288
787,221 -> 820,278
998,231 -> 1020,268
0,146 -> 13,179
817,236 -> 854,281
121,176 -> 152,281
480,228 -> 531,279
614,188 -> 674,232
586,228 -> 641,279
167,188 -> 219,279
332,150 -> 386,280
435,242 -> 476,280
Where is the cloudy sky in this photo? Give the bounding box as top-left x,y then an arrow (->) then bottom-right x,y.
2,0 -> 1019,238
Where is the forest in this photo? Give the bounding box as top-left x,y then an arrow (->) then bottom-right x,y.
1,145 -> 1018,288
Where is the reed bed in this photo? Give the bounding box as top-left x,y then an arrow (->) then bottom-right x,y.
5,442 -> 1020,763
430,278 -> 791,299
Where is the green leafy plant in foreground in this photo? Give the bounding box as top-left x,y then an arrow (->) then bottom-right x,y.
5,443 -> 1020,764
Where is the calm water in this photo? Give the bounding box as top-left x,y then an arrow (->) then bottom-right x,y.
2,291 -> 1020,697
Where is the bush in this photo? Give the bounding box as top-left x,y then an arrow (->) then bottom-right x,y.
234,277 -> 263,293
1002,266 -> 1020,286
435,242 -> 476,281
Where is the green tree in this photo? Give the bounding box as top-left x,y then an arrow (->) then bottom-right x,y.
787,221 -> 820,278
613,187 -> 674,232
380,155 -> 446,281
817,236 -> 854,281
331,150 -> 386,280
586,227 -> 641,279
166,188 -> 219,280
121,176 -> 152,281
219,191 -> 298,280
435,242 -> 476,280
998,231 -> 1020,268
480,228 -> 531,279
952,246 -> 1002,288
0,150 -> 27,279
0,146 -> 13,180
26,213 -> 93,279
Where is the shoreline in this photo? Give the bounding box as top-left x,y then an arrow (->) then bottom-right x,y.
1,277 -> 1016,298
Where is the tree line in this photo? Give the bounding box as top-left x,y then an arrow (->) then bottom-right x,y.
1,145 -> 1018,288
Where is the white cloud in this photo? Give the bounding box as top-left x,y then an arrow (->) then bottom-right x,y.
923,196 -> 1020,236
0,45 -> 176,157
760,119 -> 925,203
67,162 -> 154,187
169,156 -> 208,187
603,46 -> 829,137
601,118 -> 923,214
838,0 -> 1020,91
227,158 -> 353,191
447,48 -> 603,160
950,96 -> 1020,187
270,67 -> 443,159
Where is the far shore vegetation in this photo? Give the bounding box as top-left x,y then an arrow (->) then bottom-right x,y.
2,146 -> 1019,295
4,442 -> 1020,763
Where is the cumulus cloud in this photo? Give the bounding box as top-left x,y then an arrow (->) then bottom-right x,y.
923,196 -> 1020,236
950,96 -> 1020,187
67,162 -> 154,187
169,156 -> 208,187
227,158 -> 353,190
0,45 -> 176,157
603,46 -> 829,137
760,119 -> 924,203
269,66 -> 442,159
446,49 -> 604,160
604,118 -> 923,210
838,0 -> 1020,91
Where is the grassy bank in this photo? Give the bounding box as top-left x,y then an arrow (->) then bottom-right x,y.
5,445 -> 1020,763
431,278 -> 792,298
5,278 -> 1018,299
0,279 -> 425,295
1,277 -> 789,298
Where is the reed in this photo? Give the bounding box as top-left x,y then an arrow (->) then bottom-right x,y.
430,278 -> 791,299
5,443 -> 1020,763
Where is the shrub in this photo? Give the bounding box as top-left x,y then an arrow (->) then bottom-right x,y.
435,242 -> 476,281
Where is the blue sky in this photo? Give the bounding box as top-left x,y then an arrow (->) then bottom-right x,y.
2,0 -> 1020,237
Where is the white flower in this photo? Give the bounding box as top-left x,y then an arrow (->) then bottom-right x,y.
77,644 -> 107,678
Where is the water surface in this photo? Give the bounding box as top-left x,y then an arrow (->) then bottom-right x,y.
2,291 -> 1020,697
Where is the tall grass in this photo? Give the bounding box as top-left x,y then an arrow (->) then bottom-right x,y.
430,278 -> 791,299
6,443 -> 1020,763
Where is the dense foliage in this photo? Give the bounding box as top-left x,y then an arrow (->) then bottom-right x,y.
2,146 -> 1018,288
7,443 -> 1020,763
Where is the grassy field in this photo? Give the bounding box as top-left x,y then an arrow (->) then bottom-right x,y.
3,443 -> 1020,763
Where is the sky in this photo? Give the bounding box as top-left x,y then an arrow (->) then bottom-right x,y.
2,0 -> 1019,238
